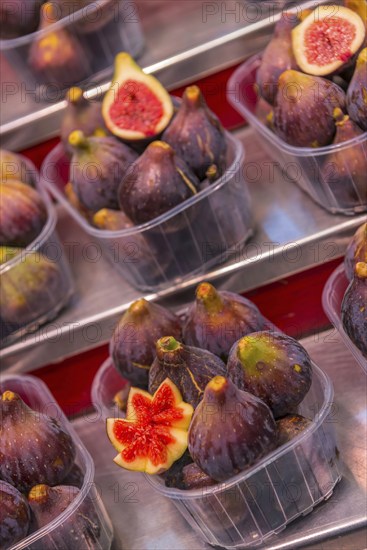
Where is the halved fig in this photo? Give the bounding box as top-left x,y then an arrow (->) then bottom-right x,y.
102,53 -> 174,142
292,5 -> 366,76
106,378 -> 193,474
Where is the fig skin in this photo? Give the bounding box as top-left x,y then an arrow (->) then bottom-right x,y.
162,85 -> 227,180
341,262 -> 367,358
346,48 -> 367,131
110,299 -> 182,388
273,70 -> 346,147
64,181 -> 94,222
0,481 -> 31,549
182,282 -> 268,361
161,451 -> 194,489
227,331 -> 313,419
28,484 -> 101,549
344,223 -> 367,281
118,141 -> 199,224
0,391 -> 76,493
0,181 -> 47,247
188,376 -> 278,482
182,462 -> 216,490
68,130 -> 138,212
92,208 -> 134,231
276,414 -> 312,446
0,150 -> 36,187
0,0 -> 42,39
149,337 -> 227,408
60,463 -> 84,489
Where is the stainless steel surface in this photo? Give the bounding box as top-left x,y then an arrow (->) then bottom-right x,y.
1,0 -> 326,150
73,331 -> 367,550
1,126 -> 365,371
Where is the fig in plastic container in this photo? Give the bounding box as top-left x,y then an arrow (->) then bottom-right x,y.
92,208 -> 134,230
110,299 -> 182,388
341,261 -> 367,358
60,463 -> 84,489
0,150 -> 36,187
227,331 -> 313,418
162,85 -> 227,180
344,223 -> 367,281
182,282 -> 268,361
149,336 -> 227,408
0,391 -> 76,493
0,181 -> 47,247
0,0 -> 43,39
291,5 -> 366,76
118,141 -> 199,224
68,130 -> 138,211
106,378 -> 194,474
64,181 -> 94,221
276,414 -> 312,446
188,376 -> 277,481
0,481 -> 31,550
346,48 -> 367,131
182,462 -> 216,490
28,484 -> 102,549
102,53 -> 174,143
273,70 -> 346,147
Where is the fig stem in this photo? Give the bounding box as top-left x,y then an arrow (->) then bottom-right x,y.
196,282 -> 223,313
356,262 -> 367,279
158,336 -> 181,352
1,390 -> 18,401
68,130 -> 89,150
207,376 -> 227,392
66,87 -> 84,105
128,298 -> 149,315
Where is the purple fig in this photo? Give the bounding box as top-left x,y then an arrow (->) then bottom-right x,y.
162,86 -> 227,180
182,282 -> 268,361
161,451 -> 194,489
0,150 -> 36,186
347,48 -> 367,130
276,414 -> 312,446
60,463 -> 84,489
0,481 -> 31,549
182,463 -> 216,489
64,181 -> 94,221
344,223 -> 367,281
149,336 -> 227,408
92,208 -> 134,230
227,331 -> 313,418
341,261 -> 367,358
0,0 -> 43,38
188,376 -> 277,481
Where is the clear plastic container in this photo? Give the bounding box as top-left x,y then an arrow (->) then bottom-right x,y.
0,157 -> 74,347
0,373 -> 114,550
40,132 -> 254,291
227,54 -> 367,216
91,357 -> 341,549
322,263 -> 367,374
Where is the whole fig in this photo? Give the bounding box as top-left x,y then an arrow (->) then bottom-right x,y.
276,414 -> 312,446
0,481 -> 31,549
182,463 -> 216,490
344,223 -> 367,281
341,261 -> 367,358
93,208 -> 134,231
0,150 -> 36,186
347,48 -> 367,131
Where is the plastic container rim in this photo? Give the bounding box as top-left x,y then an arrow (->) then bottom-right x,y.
227,53 -> 367,157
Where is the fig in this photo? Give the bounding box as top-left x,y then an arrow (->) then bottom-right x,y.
106,378 -> 194,474
0,0 -> 42,39
345,0 -> 367,35
227,331 -> 313,418
110,299 -> 182,388
92,208 -> 134,231
341,262 -> 367,358
277,414 -> 312,446
28,2 -> 89,88
292,6 -> 366,76
256,14 -> 297,105
149,336 -> 227,408
28,484 -> 101,548
61,463 -> 84,489
102,53 -> 174,142
273,70 -> 346,147
321,108 -> 367,206
162,85 -> 227,180
118,141 -> 199,224
161,451 -> 194,489
68,130 -> 138,211
65,181 -> 93,221
0,481 -> 31,549
346,48 -> 367,130
0,150 -> 36,186
344,223 -> 367,281
51,0 -> 95,19
182,462 -> 216,490
0,181 -> 47,247
188,376 -> 277,481
0,391 -> 76,493
182,282 -> 268,361
61,87 -> 107,154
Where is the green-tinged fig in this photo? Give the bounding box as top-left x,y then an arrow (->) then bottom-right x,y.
344,223 -> 367,281
118,141 -> 199,224
0,391 -> 76,492
92,208 -> 134,230
292,6 -> 365,76
277,414 -> 312,446
0,0 -> 43,39
227,331 -> 313,418
347,48 -> 367,130
110,299 -> 182,387
188,376 -> 277,481
321,108 -> 367,206
0,481 -> 31,549
68,130 -> 138,211
65,181 -> 94,221
182,282 -> 268,361
273,70 -> 346,147
162,86 -> 227,180
341,262 -> 367,358
28,2 -> 89,87
102,53 -> 174,142
256,14 -> 298,105
61,87 -> 107,154
149,337 -> 227,408
0,181 -> 47,247
60,463 -> 84,489
0,247 -> 68,326
28,484 -> 101,549
182,462 -> 216,490
0,150 -> 36,186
